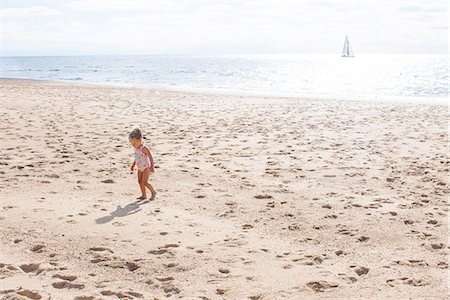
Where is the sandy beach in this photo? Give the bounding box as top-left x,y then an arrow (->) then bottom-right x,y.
0,78 -> 448,299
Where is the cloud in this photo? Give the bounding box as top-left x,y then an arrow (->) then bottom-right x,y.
1,0 -> 448,55
2,5 -> 62,18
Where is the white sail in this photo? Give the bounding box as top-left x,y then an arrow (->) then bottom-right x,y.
341,36 -> 354,57
342,36 -> 348,56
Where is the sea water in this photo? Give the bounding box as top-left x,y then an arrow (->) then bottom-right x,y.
1,54 -> 448,103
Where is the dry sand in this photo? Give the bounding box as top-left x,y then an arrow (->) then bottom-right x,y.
0,79 -> 448,299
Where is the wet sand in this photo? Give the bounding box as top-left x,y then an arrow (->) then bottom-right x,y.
0,79 -> 448,299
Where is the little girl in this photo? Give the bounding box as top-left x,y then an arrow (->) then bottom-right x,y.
129,127 -> 156,200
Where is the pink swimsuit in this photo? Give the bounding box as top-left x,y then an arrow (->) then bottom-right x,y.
134,144 -> 151,172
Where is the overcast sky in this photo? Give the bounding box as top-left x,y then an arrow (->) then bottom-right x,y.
1,0 -> 448,56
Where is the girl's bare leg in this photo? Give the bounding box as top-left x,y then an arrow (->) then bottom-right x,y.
142,168 -> 157,200
137,170 -> 146,199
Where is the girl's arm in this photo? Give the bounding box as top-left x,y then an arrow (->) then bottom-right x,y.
143,148 -> 154,171
131,159 -> 136,171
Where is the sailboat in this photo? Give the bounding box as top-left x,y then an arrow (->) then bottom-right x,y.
341,36 -> 354,57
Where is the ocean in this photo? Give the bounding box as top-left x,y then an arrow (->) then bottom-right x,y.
1,54 -> 448,103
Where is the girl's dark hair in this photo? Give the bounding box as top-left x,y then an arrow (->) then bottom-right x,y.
128,126 -> 142,139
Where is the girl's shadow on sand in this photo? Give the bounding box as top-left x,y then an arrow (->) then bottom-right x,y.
95,200 -> 148,224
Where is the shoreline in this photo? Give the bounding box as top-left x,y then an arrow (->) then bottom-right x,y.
1,77 -> 448,106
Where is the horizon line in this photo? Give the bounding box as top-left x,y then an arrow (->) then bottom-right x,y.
1,52 -> 448,58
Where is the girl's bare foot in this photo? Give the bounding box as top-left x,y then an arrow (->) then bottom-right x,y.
137,195 -> 146,200
150,191 -> 157,201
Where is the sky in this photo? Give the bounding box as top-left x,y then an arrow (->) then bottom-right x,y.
1,0 -> 448,56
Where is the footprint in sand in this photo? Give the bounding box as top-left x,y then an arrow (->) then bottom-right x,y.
101,290 -> 143,298
89,247 -> 113,253
357,236 -> 369,242
162,244 -> 179,248
242,224 -> 254,230
52,281 -> 84,289
386,277 -> 430,287
19,263 -> 40,273
354,266 -> 370,276
16,289 -> 43,300
163,262 -> 178,268
427,243 -> 445,250
148,249 -> 172,255
161,284 -> 181,297
216,288 -> 228,295
52,274 -> 78,281
254,194 -> 272,199
306,280 -> 339,292
248,294 -> 263,300
338,273 -> 358,284
31,244 -> 45,253
156,276 -> 174,282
